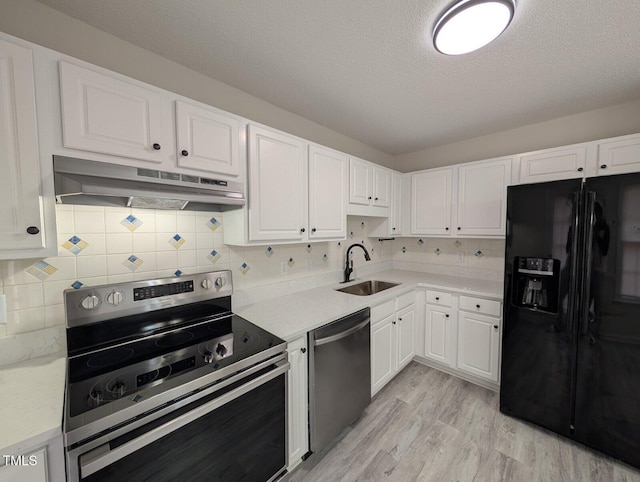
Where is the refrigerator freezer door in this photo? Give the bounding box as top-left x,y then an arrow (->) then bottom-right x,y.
500,179 -> 582,436
573,174 -> 640,468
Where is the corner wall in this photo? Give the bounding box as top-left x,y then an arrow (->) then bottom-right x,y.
394,99 -> 640,171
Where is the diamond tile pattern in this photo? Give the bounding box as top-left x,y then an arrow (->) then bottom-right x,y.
26,260 -> 58,281
240,262 -> 250,275
169,234 -> 186,249
207,250 -> 221,264
122,255 -> 144,272
206,217 -> 221,231
62,235 -> 89,255
121,214 -> 143,231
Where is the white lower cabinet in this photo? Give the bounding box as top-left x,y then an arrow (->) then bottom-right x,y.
420,290 -> 502,387
370,293 -> 416,396
457,310 -> 501,382
371,314 -> 396,394
424,303 -> 453,366
0,434 -> 64,482
287,336 -> 309,471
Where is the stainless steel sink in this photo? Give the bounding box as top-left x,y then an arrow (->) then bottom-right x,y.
335,280 -> 400,296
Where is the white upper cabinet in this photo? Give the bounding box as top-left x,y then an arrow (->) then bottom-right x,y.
347,157 -> 391,216
308,145 -> 347,240
597,133 -> 640,176
247,124 -> 307,242
411,168 -> 452,235
175,100 -> 240,176
411,158 -> 512,238
59,61 -> 242,178
373,167 -> 391,207
0,37 -> 53,257
518,145 -> 587,184
368,170 -> 406,237
456,157 -> 511,236
349,157 -> 372,206
59,61 -> 167,164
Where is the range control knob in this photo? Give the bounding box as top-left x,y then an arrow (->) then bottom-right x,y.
109,381 -> 127,398
214,277 -> 227,289
106,291 -> 124,306
215,343 -> 228,357
81,295 -> 100,310
201,278 -> 213,290
203,351 -> 214,364
88,389 -> 104,408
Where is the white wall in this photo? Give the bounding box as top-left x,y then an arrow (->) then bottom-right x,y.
394,99 -> 640,171
0,0 -> 393,168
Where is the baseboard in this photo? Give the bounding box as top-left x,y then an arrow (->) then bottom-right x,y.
412,356 -> 500,392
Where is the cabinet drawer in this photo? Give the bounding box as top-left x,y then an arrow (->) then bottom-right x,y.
371,299 -> 395,324
396,291 -> 415,310
425,290 -> 452,307
459,296 -> 501,317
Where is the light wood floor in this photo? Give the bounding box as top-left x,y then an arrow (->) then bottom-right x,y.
286,362 -> 640,482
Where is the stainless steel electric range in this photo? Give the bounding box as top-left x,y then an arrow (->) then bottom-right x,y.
62,270 -> 288,482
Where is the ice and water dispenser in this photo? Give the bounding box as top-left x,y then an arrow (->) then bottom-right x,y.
512,257 -> 560,313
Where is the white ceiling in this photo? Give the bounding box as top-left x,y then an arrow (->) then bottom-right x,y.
35,0 -> 640,155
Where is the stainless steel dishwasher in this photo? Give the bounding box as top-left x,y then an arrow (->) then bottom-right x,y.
308,307 -> 371,453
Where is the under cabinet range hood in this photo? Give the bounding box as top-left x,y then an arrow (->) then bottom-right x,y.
53,156 -> 245,211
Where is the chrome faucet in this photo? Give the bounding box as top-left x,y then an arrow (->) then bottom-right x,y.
343,243 -> 371,283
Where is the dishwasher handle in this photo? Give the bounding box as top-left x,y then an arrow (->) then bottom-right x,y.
313,319 -> 369,346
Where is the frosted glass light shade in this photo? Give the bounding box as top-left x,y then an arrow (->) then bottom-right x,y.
434,0 -> 515,55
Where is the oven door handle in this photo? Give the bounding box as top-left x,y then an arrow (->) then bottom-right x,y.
79,360 -> 290,479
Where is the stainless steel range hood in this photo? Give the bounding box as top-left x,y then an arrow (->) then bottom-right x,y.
54,156 -> 245,211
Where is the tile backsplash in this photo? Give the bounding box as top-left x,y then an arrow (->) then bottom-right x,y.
0,207 -> 390,340
0,207 -> 503,363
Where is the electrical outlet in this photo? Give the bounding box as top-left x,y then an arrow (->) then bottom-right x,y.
305,258 -> 315,270
280,261 -> 288,275
457,251 -> 465,263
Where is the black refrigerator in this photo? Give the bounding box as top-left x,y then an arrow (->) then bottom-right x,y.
501,173 -> 640,468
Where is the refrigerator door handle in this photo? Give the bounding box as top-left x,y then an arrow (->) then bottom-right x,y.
567,191 -> 581,337
580,191 -> 596,336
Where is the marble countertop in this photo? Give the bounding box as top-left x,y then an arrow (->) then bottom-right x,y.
0,352 -> 66,455
235,269 -> 503,342
0,269 -> 502,456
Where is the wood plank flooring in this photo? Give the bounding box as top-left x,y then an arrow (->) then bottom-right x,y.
286,362 -> 640,482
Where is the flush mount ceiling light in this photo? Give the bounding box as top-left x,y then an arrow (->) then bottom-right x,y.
433,0 -> 515,55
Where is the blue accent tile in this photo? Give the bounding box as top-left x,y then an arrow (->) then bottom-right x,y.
70,235 -> 81,244
175,270 -> 182,277
128,255 -> 138,263
126,215 -> 136,222
173,234 -> 182,241
71,281 -> 84,289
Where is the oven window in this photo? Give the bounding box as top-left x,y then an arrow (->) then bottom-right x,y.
82,374 -> 286,482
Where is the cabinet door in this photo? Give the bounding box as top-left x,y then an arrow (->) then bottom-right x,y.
372,167 -> 391,207
308,145 -> 347,240
457,158 -> 511,236
248,125 -> 307,241
396,305 -> 416,370
59,61 -> 166,163
175,101 -> 240,176
457,311 -> 500,382
0,446 -> 48,482
349,158 -> 372,206
424,304 -> 452,365
287,336 -> 309,471
597,134 -> 640,176
411,168 -> 452,235
371,316 -> 396,395
0,39 -> 45,252
518,146 -> 586,184
390,172 -> 403,235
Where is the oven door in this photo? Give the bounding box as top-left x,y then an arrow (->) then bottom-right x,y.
67,360 -> 289,482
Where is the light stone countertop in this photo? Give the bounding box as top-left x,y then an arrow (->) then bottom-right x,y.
0,269 -> 502,457
235,269 -> 503,342
0,352 -> 66,455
